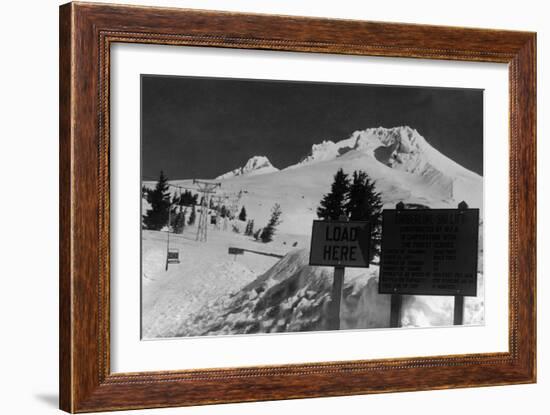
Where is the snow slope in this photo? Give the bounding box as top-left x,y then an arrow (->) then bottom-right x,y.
142,227 -> 309,338
174,248 -> 484,337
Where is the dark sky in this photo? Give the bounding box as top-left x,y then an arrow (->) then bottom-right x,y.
141,75 -> 483,180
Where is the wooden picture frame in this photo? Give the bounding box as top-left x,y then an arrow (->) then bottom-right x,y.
59,2 -> 536,412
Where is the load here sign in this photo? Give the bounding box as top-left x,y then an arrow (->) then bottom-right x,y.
309,220 -> 371,268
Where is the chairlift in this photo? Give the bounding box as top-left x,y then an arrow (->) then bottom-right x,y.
167,248 -> 180,264
164,188 -> 183,270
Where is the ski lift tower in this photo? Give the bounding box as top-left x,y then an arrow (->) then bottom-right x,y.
193,179 -> 221,242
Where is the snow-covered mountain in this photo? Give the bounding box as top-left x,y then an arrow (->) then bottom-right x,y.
165,126 -> 482,235
293,127 -> 474,174
216,155 -> 279,179
289,126 -> 479,194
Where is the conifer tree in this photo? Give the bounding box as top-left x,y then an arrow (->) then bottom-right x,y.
188,204 -> 196,225
345,170 -> 383,261
220,205 -> 228,218
316,168 -> 350,220
253,228 -> 262,241
245,219 -> 255,236
179,190 -> 194,206
238,206 -> 247,221
260,203 -> 283,243
171,207 -> 186,234
142,171 -> 170,230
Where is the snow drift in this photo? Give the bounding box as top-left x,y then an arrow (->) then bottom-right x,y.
173,248 -> 484,337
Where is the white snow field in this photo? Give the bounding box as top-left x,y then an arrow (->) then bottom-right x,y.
142,126 -> 484,338
141,227 -> 309,338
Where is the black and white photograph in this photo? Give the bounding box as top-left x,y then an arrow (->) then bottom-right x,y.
140,75 -> 484,339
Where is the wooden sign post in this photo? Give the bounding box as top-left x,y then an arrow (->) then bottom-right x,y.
453,295 -> 464,325
309,218 -> 371,330
389,293 -> 403,328
453,200 -> 470,325
380,201 -> 479,328
389,202 -> 405,328
329,266 -> 345,330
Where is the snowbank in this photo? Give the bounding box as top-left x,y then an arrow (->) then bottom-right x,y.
173,248 -> 484,336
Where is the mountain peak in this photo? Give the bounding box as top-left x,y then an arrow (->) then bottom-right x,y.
287,126 -> 424,169
216,156 -> 279,180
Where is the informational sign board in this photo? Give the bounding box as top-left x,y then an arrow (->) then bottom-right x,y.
309,220 -> 371,268
379,208 -> 479,296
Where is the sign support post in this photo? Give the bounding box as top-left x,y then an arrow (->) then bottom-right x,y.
328,214 -> 349,331
389,201 -> 405,328
389,293 -> 403,328
328,266 -> 345,330
453,295 -> 464,325
453,201 -> 469,325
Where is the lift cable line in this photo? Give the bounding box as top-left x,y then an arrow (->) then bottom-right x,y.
193,179 -> 221,242
142,177 -> 202,194
166,183 -> 200,193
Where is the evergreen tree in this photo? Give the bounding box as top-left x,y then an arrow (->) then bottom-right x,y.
188,204 -> 196,225
260,203 -> 282,243
220,205 -> 228,218
253,228 -> 262,241
245,219 -> 255,236
345,170 -> 383,262
345,171 -> 368,219
238,206 -> 247,221
178,190 -> 198,207
141,185 -> 149,198
316,168 -> 350,220
171,207 -> 186,234
142,171 -> 170,230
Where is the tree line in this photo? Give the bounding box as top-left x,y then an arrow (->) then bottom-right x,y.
142,169 -> 379,253
141,171 -> 281,242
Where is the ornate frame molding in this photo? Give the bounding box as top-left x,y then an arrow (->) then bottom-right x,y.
60,2 -> 536,412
